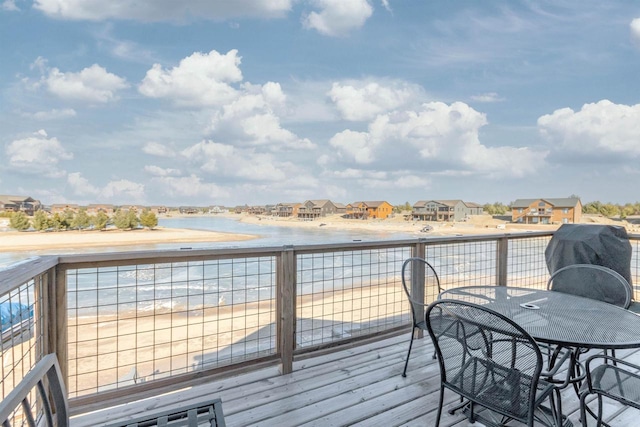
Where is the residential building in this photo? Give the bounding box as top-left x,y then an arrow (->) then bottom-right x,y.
0,195 -> 42,216
412,200 -> 483,222
297,200 -> 339,220
50,204 -> 80,214
275,203 -> 301,217
179,206 -> 200,214
86,204 -> 115,216
345,201 -> 394,219
150,206 -> 168,214
511,198 -> 582,224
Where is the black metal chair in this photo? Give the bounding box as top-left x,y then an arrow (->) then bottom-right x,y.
548,263 -> 632,366
400,257 -> 442,377
426,299 -> 565,427
547,264 -> 631,309
580,354 -> 640,426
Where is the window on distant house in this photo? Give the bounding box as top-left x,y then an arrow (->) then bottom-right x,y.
538,202 -> 545,207
518,208 -> 523,213
562,208 -> 569,214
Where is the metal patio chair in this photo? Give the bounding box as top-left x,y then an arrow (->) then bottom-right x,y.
400,257 -> 442,377
427,299 -> 566,427
547,263 -> 632,366
580,354 -> 640,426
547,264 -> 631,309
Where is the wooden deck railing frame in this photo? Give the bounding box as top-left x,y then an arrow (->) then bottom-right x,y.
6,230 -> 639,412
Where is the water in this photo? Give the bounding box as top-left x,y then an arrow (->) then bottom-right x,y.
0,216 -> 417,267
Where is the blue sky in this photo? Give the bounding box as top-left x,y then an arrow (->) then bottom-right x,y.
1,1 -> 640,207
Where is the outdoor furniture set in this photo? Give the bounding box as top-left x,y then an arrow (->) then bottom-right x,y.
400,224 -> 640,427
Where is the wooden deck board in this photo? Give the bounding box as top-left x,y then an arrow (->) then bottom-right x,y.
71,333 -> 640,427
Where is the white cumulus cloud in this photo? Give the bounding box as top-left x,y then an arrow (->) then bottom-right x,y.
303,0 -> 373,37
631,18 -> 640,47
6,130 -> 73,177
328,80 -> 423,121
209,83 -> 315,150
142,142 -> 176,157
139,49 -> 242,107
329,130 -> 375,164
41,64 -> 128,103
330,101 -> 546,178
67,172 -> 100,196
144,165 -> 181,177
99,179 -> 145,202
181,140 -> 288,181
33,0 -> 293,22
538,100 -> 640,158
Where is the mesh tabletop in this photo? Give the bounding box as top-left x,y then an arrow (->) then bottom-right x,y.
439,286 -> 640,349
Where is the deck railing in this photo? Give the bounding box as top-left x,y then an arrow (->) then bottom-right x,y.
2,231 -> 639,414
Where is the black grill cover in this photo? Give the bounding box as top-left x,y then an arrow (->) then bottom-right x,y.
545,224 -> 632,286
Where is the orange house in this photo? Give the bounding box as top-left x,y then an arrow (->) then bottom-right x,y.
347,201 -> 394,219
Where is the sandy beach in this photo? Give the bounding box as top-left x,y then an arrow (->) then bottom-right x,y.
0,225 -> 257,252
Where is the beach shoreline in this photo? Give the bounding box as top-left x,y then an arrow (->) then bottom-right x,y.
0,226 -> 257,252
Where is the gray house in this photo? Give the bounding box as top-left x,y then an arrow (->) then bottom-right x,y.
0,195 -> 42,216
412,200 -> 483,222
297,200 -> 340,220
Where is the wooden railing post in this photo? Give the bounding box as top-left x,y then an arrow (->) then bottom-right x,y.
496,237 -> 508,287
411,240 -> 427,339
277,246 -> 296,375
54,265 -> 68,388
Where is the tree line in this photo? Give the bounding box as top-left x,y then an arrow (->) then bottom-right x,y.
8,208 -> 158,232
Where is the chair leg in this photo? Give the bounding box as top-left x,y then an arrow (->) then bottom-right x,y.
580,390 -> 589,427
434,387 -> 444,427
402,329 -> 416,377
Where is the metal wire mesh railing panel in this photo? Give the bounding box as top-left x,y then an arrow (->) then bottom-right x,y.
424,239 -> 498,291
65,256 -> 276,398
296,246 -> 412,348
507,235 -> 552,289
0,274 -> 45,406
630,236 -> 640,300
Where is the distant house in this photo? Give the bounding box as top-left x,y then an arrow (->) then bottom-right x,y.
50,204 -> 79,214
297,200 -> 339,220
275,203 -> 301,218
179,206 -> 200,214
208,206 -> 226,214
0,195 -> 42,216
248,206 -> 267,215
333,202 -> 347,215
412,200 -> 483,222
150,206 -> 168,214
86,204 -> 115,216
511,198 -> 582,224
346,201 -> 393,220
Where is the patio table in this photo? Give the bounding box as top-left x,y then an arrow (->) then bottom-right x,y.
438,286 -> 640,350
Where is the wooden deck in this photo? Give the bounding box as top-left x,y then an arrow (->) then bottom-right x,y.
71,333 -> 640,427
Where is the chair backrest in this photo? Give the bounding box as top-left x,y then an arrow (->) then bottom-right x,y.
0,354 -> 69,427
401,257 -> 442,326
547,263 -> 631,308
426,299 -> 544,423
